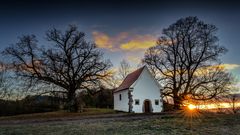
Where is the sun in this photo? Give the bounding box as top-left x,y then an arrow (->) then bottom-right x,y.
188,104 -> 196,110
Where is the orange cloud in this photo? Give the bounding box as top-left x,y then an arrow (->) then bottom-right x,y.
120,35 -> 157,50
92,31 -> 157,51
92,31 -> 129,51
92,31 -> 113,50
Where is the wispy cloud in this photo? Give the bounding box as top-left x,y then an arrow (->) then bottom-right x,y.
126,55 -> 142,64
91,24 -> 108,29
158,63 -> 240,77
220,64 -> 240,70
193,64 -> 240,77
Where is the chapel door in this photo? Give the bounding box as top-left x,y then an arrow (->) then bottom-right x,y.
144,100 -> 151,113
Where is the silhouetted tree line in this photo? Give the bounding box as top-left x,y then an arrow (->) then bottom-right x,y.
0,88 -> 113,116
0,95 -> 61,116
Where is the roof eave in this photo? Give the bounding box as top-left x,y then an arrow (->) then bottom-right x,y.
113,88 -> 129,93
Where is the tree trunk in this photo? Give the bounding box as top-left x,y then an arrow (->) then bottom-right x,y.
67,90 -> 78,112
173,95 -> 181,110
233,96 -> 236,114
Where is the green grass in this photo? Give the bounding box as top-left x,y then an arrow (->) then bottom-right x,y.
0,108 -> 116,120
0,111 -> 240,135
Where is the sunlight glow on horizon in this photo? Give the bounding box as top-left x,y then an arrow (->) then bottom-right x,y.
197,102 -> 240,109
185,102 -> 240,110
188,104 -> 196,110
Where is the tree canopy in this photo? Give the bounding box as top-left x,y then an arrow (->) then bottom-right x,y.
3,25 -> 112,112
144,16 -> 232,109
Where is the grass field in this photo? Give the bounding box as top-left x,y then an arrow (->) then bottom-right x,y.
0,108 -> 116,121
0,109 -> 240,135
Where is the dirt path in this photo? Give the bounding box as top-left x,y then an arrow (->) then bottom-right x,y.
0,113 -> 166,125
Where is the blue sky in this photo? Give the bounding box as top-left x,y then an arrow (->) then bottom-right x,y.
0,0 -> 240,83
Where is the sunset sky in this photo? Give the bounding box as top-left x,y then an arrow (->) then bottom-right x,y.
1,0 -> 240,85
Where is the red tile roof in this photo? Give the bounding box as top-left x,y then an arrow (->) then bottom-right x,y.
114,66 -> 145,93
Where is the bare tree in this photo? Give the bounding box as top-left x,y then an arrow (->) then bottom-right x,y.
119,59 -> 131,80
144,16 -> 232,109
3,25 -> 112,112
226,94 -> 240,114
101,59 -> 133,90
101,60 -> 132,90
0,62 -> 10,99
102,71 -> 121,89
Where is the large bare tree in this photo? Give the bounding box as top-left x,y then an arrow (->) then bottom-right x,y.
3,25 -> 112,112
144,16 -> 232,109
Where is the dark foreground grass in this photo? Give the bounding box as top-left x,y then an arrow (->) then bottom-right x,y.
0,111 -> 240,135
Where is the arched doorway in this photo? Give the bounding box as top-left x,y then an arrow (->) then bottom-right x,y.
143,99 -> 152,113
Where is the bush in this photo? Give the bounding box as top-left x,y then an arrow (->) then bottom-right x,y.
80,89 -> 113,109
